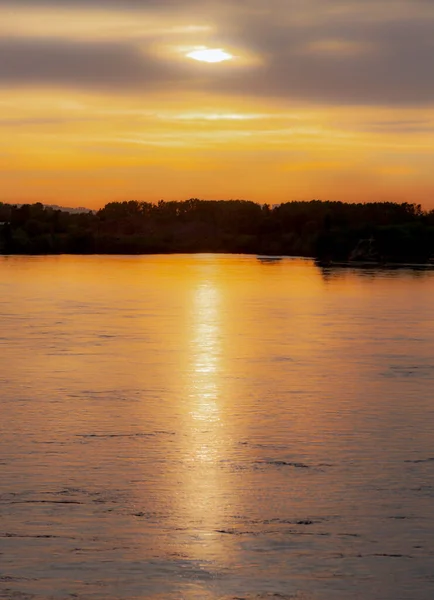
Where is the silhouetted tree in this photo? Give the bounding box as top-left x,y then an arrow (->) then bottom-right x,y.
1,199 -> 433,262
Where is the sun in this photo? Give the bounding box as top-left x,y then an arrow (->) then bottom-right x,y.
186,48 -> 233,63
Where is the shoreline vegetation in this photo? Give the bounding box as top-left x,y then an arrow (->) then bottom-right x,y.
1,199 -> 434,265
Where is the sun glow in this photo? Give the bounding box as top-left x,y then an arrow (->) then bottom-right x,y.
186,47 -> 233,63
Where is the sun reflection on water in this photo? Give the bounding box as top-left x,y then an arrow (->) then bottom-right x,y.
174,263 -> 233,562
189,280 -> 222,428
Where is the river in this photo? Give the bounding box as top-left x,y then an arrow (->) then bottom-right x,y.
1,255 -> 433,600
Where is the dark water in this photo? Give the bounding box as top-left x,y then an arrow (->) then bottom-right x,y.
1,255 -> 433,600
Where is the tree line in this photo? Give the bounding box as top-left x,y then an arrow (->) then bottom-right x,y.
1,199 -> 434,263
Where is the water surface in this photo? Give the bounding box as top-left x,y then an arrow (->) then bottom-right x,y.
1,255 -> 434,600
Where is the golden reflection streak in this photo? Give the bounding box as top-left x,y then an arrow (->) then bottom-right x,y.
176,260 -> 232,562
189,281 -> 221,429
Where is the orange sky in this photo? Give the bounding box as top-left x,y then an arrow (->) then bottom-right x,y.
1,1 -> 434,209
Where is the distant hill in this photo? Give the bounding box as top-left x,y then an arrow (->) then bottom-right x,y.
1,202 -> 92,214
42,204 -> 93,214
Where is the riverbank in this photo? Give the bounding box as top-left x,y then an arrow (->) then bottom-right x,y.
1,199 -> 434,262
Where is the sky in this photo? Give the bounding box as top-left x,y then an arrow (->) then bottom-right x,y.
1,0 -> 434,209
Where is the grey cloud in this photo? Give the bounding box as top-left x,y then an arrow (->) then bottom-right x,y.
213,12 -> 434,104
0,0 -> 178,5
1,0 -> 430,10
0,37 -> 181,90
0,0 -> 199,12
2,1 -> 434,105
